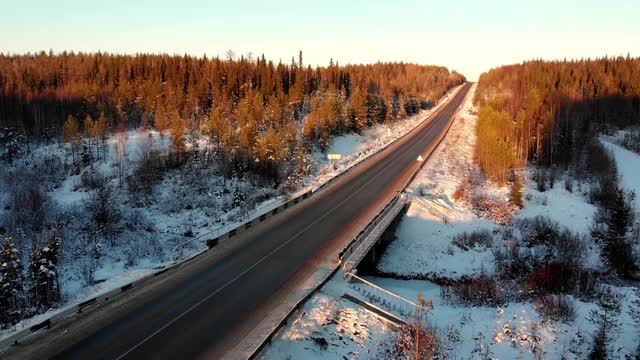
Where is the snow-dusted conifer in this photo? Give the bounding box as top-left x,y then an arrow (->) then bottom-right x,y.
0,235 -> 21,326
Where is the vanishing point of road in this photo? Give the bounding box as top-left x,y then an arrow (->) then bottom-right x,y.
7,83 -> 471,360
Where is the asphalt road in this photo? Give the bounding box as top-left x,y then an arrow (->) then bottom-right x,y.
45,83 -> 471,360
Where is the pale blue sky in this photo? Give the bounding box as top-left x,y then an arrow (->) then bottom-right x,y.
1,0 -> 638,80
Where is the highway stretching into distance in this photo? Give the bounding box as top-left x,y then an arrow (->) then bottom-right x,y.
7,83 -> 471,360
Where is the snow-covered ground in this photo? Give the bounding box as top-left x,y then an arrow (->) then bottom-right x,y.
602,139 -> 640,208
259,277 -> 397,360
0,128 -> 283,339
376,84 -> 500,279
307,85 -> 463,189
365,277 -> 640,360
0,87 -> 462,341
263,83 -> 640,359
377,83 -> 603,279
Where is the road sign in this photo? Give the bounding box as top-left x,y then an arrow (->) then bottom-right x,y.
327,154 -> 342,160
417,155 -> 424,162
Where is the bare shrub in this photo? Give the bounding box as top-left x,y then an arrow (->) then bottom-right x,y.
442,275 -> 501,306
493,241 -> 537,278
564,178 -> 573,193
536,295 -> 577,323
4,172 -> 52,233
620,128 -> 640,154
527,263 -> 581,296
452,230 -> 493,251
579,141 -> 618,208
533,169 -> 548,192
575,271 -> 599,298
516,216 -> 560,247
526,229 -> 585,295
84,184 -> 121,229
127,148 -> 168,198
79,170 -> 105,190
453,182 -> 470,203
31,152 -> 67,191
122,234 -> 163,268
391,322 -> 440,359
79,257 -> 97,286
497,218 -> 586,296
471,194 -> 512,224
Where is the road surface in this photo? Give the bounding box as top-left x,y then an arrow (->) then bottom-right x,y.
9,83 -> 471,360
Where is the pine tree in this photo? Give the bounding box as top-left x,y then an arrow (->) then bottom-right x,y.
206,106 -> 234,148
154,104 -> 171,135
237,98 -> 257,152
510,175 -> 524,209
0,235 -> 21,326
63,115 -> 80,163
29,235 -> 61,309
84,115 -> 95,158
233,186 -> 245,208
93,112 -> 109,160
349,87 -> 367,133
588,308 -> 618,360
169,110 -> 186,155
602,188 -> 638,276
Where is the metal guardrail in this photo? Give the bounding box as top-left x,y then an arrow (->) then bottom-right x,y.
345,272 -> 432,319
0,85 -> 465,356
246,84 -> 467,359
172,188 -> 312,252
246,265 -> 341,360
340,194 -> 408,274
174,84 -> 464,253
0,262 -> 173,350
339,193 -> 401,263
312,85 -> 464,195
341,293 -> 406,326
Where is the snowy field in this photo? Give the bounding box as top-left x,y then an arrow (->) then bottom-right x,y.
0,87 -> 461,340
259,277 -> 397,360
365,277 -> 640,360
264,83 -> 640,359
376,84 -> 500,279
0,129 -> 281,338
378,83 -> 604,279
602,139 -> 640,204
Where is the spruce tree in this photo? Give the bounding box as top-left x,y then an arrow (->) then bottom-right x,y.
602,188 -> 638,276
233,186 -> 245,208
29,235 -> 61,309
154,104 -> 171,135
588,308 -> 617,360
0,235 -> 21,326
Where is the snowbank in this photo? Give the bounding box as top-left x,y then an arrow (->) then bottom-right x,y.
308,85 -> 463,189
376,84 -> 500,279
259,278 -> 396,360
365,277 -> 640,360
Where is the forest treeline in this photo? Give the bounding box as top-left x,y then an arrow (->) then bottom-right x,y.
0,51 -> 466,326
474,57 -> 640,281
0,51 -> 464,186
473,56 -> 640,184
